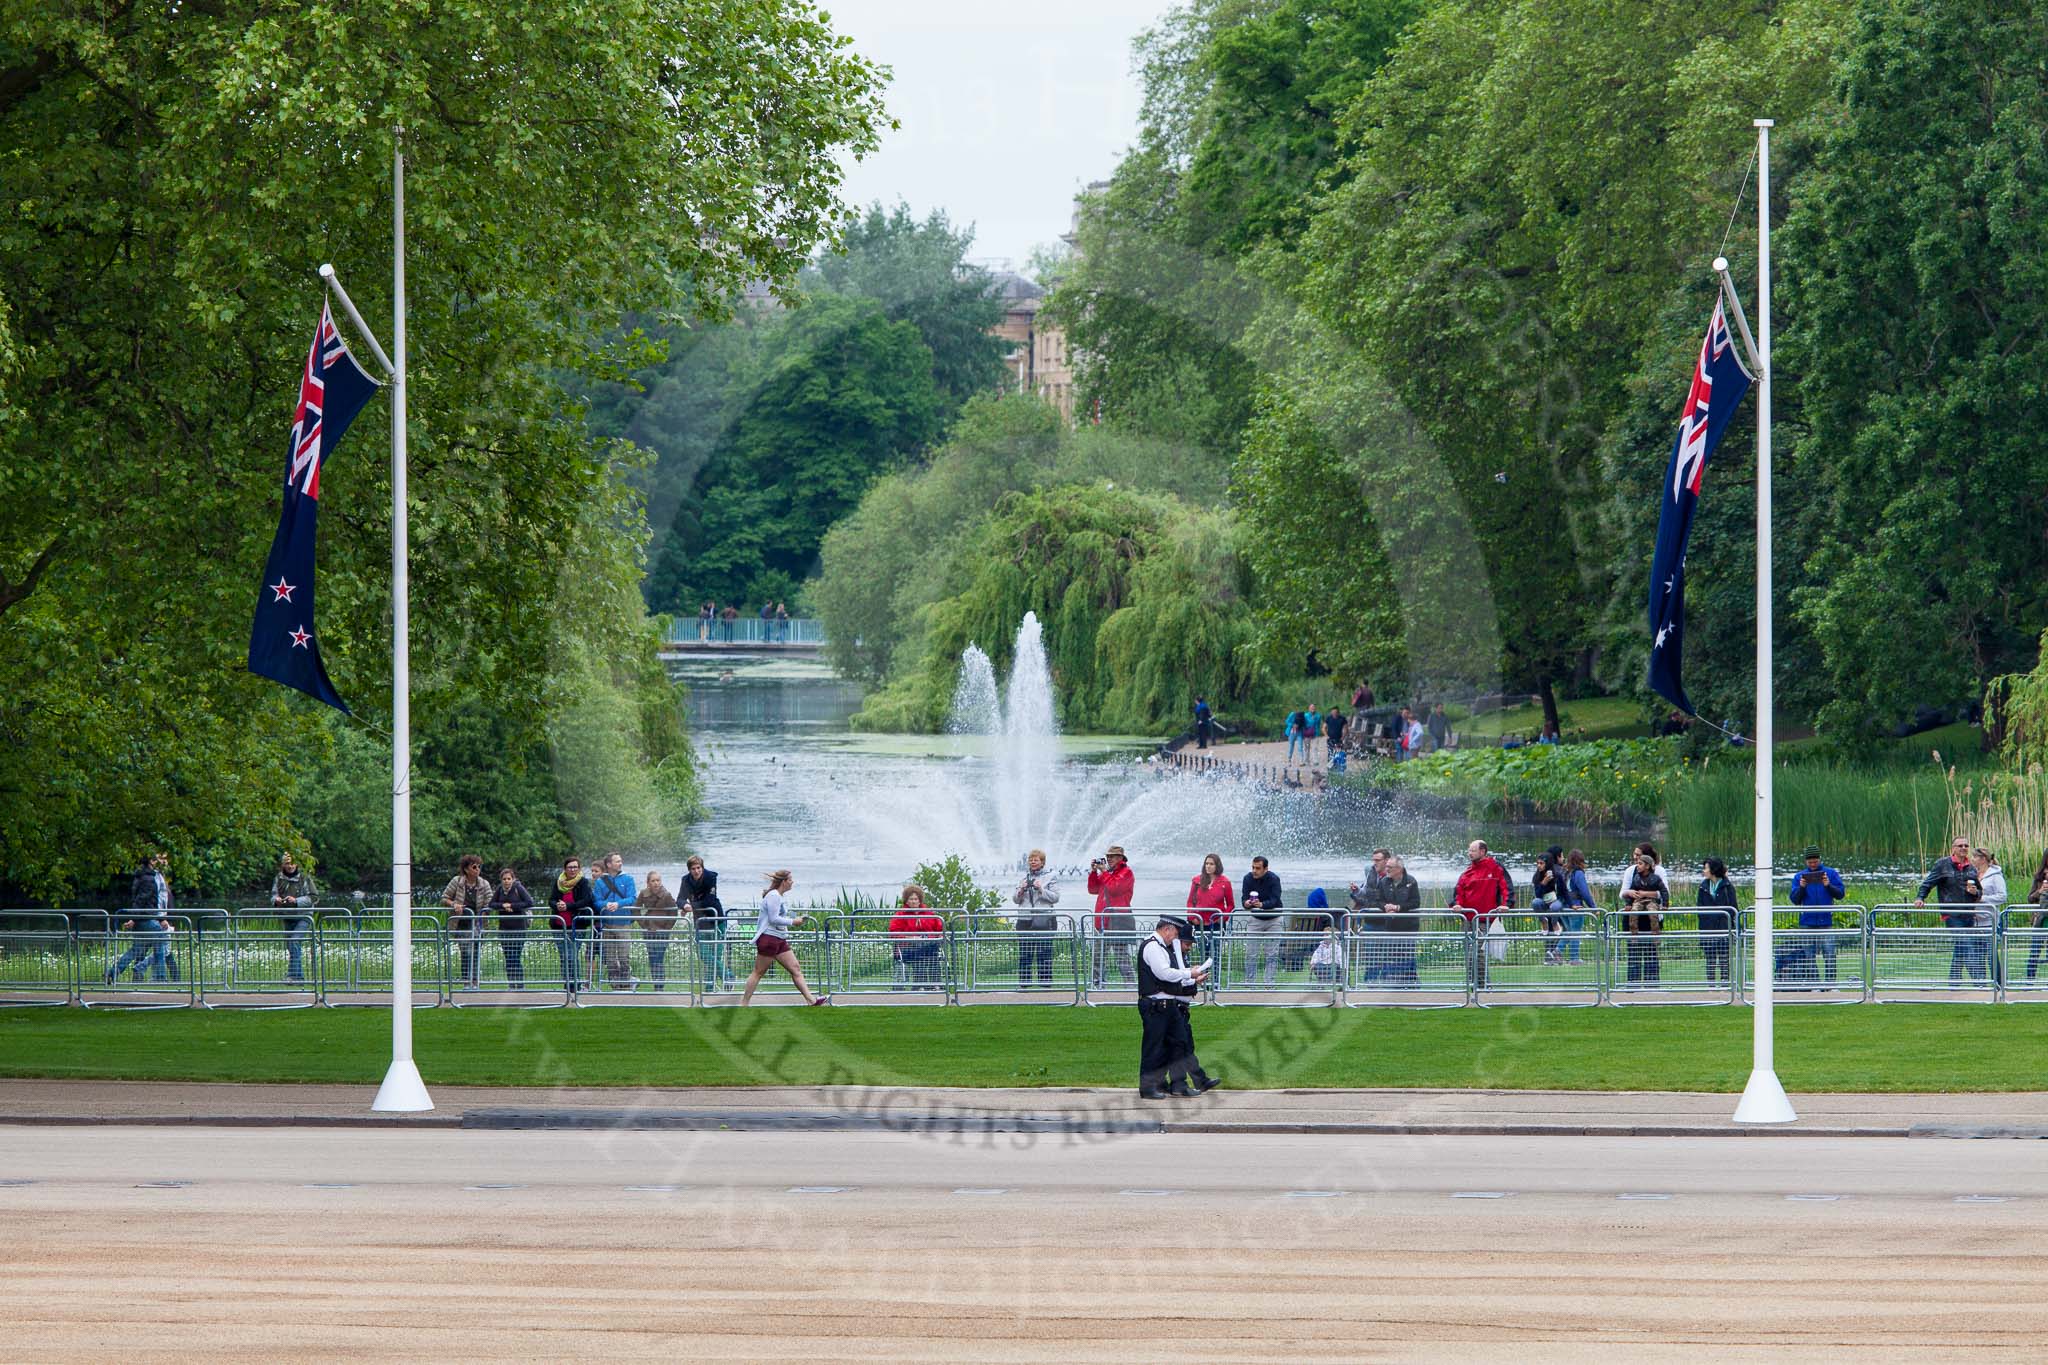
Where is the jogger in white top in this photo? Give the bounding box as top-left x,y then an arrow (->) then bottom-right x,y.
741,870 -> 828,1005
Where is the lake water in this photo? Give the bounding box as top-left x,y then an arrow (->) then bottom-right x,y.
664,654 -> 1658,908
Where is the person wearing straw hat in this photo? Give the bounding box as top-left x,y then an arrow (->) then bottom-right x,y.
1137,914 -> 1208,1098
1087,844 -> 1136,988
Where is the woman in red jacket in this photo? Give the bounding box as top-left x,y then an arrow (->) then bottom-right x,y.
1086,845 -> 1136,989
888,884 -> 945,989
1185,852 -> 1233,971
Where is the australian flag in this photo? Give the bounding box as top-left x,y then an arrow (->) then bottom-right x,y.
1648,298 -> 1752,714
247,301 -> 381,712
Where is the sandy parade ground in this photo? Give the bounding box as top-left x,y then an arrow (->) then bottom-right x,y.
3,1123 -> 2045,1361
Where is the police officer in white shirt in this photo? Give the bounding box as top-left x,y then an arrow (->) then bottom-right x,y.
1139,914 -> 1213,1098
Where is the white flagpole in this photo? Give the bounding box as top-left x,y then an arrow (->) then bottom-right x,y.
1733,116 -> 1794,1125
374,126 -> 433,1113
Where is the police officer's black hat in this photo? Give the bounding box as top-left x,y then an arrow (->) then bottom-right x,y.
1157,913 -> 1193,935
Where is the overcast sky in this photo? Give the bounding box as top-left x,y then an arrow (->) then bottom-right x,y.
824,0 -> 1173,272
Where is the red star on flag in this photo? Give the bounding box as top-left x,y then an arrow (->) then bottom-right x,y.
271,578 -> 296,603
288,626 -> 312,649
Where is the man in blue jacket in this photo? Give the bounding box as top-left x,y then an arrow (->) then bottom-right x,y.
591,851 -> 638,991
1788,844 -> 1846,982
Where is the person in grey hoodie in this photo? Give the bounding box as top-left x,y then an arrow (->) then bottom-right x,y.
1013,848 -> 1062,988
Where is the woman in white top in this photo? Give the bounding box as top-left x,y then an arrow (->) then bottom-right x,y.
741,870 -> 828,1005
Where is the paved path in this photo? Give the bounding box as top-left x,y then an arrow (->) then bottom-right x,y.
4,1078 -> 2044,1136
3,1126 -> 2043,1359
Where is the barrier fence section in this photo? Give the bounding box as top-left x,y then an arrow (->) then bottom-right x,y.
952,912 -> 1085,1003
1738,908 -> 1869,1004
75,910 -> 205,1008
1470,910 -> 1604,1006
446,910 -> 571,1006
321,914 -> 448,1006
2002,907 -> 2048,999
1212,912 -> 1339,1006
1605,909 -> 1737,1006
1869,904 -> 1995,1001
0,911 -> 76,1005
822,913 -> 950,1001
697,913 -> 832,1001
197,908 -> 333,1008
1081,916 -> 1145,1005
1344,912 -> 1471,1007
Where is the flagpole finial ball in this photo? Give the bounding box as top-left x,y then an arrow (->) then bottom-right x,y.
1712,256 -> 1729,274
318,263 -> 335,279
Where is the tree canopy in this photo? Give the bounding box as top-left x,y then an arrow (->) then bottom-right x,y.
0,0 -> 888,896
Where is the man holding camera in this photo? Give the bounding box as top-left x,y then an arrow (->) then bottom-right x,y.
1788,845 -> 1846,982
1086,845 -> 1136,989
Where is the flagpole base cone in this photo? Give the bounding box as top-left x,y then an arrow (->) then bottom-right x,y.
1732,1067 -> 1797,1124
372,1057 -> 435,1113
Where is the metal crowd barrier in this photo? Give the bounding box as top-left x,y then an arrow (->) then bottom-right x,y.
1344,912 -> 1471,1007
321,914 -> 448,1007
1869,904 -> 1995,1001
448,910 -> 570,1007
1213,912 -> 1339,1006
0,911 -> 79,1005
1473,911 -> 1604,1007
194,908 -> 338,1008
1738,907 -> 1869,1004
75,910 -> 206,1008
821,913 -> 950,1002
1607,910 -> 1737,1006
951,912 -> 1085,1004
15,897 -> 2048,1011
2001,907 -> 2048,999
695,913 -> 832,1002
1081,916 -> 1144,1005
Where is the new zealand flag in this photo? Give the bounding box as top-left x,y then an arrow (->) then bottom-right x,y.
1648,298 -> 1752,714
248,301 -> 381,712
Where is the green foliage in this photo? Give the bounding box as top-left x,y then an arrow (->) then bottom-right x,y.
1664,761 -> 1952,863
907,854 -> 1004,913
1781,0 -> 2048,741
813,393 -> 1239,703
853,485 -> 1267,734
649,292 -> 942,611
0,0 -> 878,898
591,200 -> 1013,615
808,202 -> 1011,415
1356,738 -> 1688,824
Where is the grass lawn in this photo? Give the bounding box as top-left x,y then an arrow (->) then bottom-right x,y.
0,1003 -> 2041,1093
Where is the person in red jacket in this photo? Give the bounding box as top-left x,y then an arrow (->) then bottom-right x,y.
888,884 -> 945,989
1087,844 -> 1137,989
1185,852 -> 1234,971
1453,839 -> 1515,986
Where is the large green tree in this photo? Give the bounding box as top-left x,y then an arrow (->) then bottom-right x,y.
1781,0 -> 2048,741
644,293 -> 941,611
1270,0 -> 1839,724
0,0 -> 886,897
808,202 -> 1009,416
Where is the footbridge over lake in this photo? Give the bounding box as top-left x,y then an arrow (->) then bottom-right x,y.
661,617 -> 826,655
